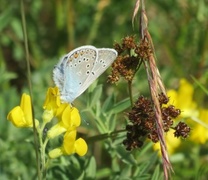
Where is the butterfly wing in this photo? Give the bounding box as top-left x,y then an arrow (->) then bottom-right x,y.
80,48 -> 118,92
93,48 -> 117,78
53,45 -> 98,103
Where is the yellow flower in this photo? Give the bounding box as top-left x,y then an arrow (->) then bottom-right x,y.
42,87 -> 62,123
167,79 -> 198,118
48,130 -> 88,158
43,87 -> 61,114
47,106 -> 81,139
166,78 -> 208,144
188,109 -> 208,144
7,93 -> 39,128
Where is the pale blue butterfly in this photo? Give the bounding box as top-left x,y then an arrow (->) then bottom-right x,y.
53,45 -> 118,103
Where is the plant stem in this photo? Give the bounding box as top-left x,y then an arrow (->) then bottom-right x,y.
87,129 -> 126,143
20,0 -> 41,179
39,121 -> 49,179
128,80 -> 134,107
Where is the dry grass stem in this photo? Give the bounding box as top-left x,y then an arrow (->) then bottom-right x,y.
133,0 -> 173,179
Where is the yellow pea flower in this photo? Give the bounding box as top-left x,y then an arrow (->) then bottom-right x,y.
43,87 -> 61,110
7,93 -> 39,128
47,106 -> 81,139
42,87 -> 62,123
48,130 -> 88,158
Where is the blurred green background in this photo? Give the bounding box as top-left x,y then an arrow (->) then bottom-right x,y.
1,0 -> 208,179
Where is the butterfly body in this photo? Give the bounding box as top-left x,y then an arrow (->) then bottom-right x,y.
53,45 -> 117,103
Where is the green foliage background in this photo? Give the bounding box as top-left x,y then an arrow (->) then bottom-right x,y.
1,0 -> 208,179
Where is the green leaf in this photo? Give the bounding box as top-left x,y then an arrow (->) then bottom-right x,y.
116,146 -> 137,165
89,84 -> 103,107
151,165 -> 163,180
0,6 -> 14,31
120,164 -> 132,179
191,76 -> 208,95
102,94 -> 115,112
96,167 -> 111,179
109,97 -> 131,114
84,156 -> 96,179
138,152 -> 159,174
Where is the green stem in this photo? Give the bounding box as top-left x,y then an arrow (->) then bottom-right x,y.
20,0 -> 41,179
42,138 -> 49,179
128,80 -> 133,107
87,129 -> 126,143
38,122 -> 49,179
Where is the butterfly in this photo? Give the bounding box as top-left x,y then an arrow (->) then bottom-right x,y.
53,45 -> 118,103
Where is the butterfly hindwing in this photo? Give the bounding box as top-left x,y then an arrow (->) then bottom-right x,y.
53,55 -> 68,94
81,48 -> 117,91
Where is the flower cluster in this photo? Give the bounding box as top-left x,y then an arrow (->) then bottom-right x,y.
7,87 -> 88,158
123,93 -> 190,151
108,35 -> 151,83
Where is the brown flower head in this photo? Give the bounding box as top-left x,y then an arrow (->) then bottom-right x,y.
108,35 -> 141,83
174,122 -> 191,138
123,93 -> 189,151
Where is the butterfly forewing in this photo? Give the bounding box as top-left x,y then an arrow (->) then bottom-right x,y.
53,45 -> 117,103
53,46 -> 98,103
